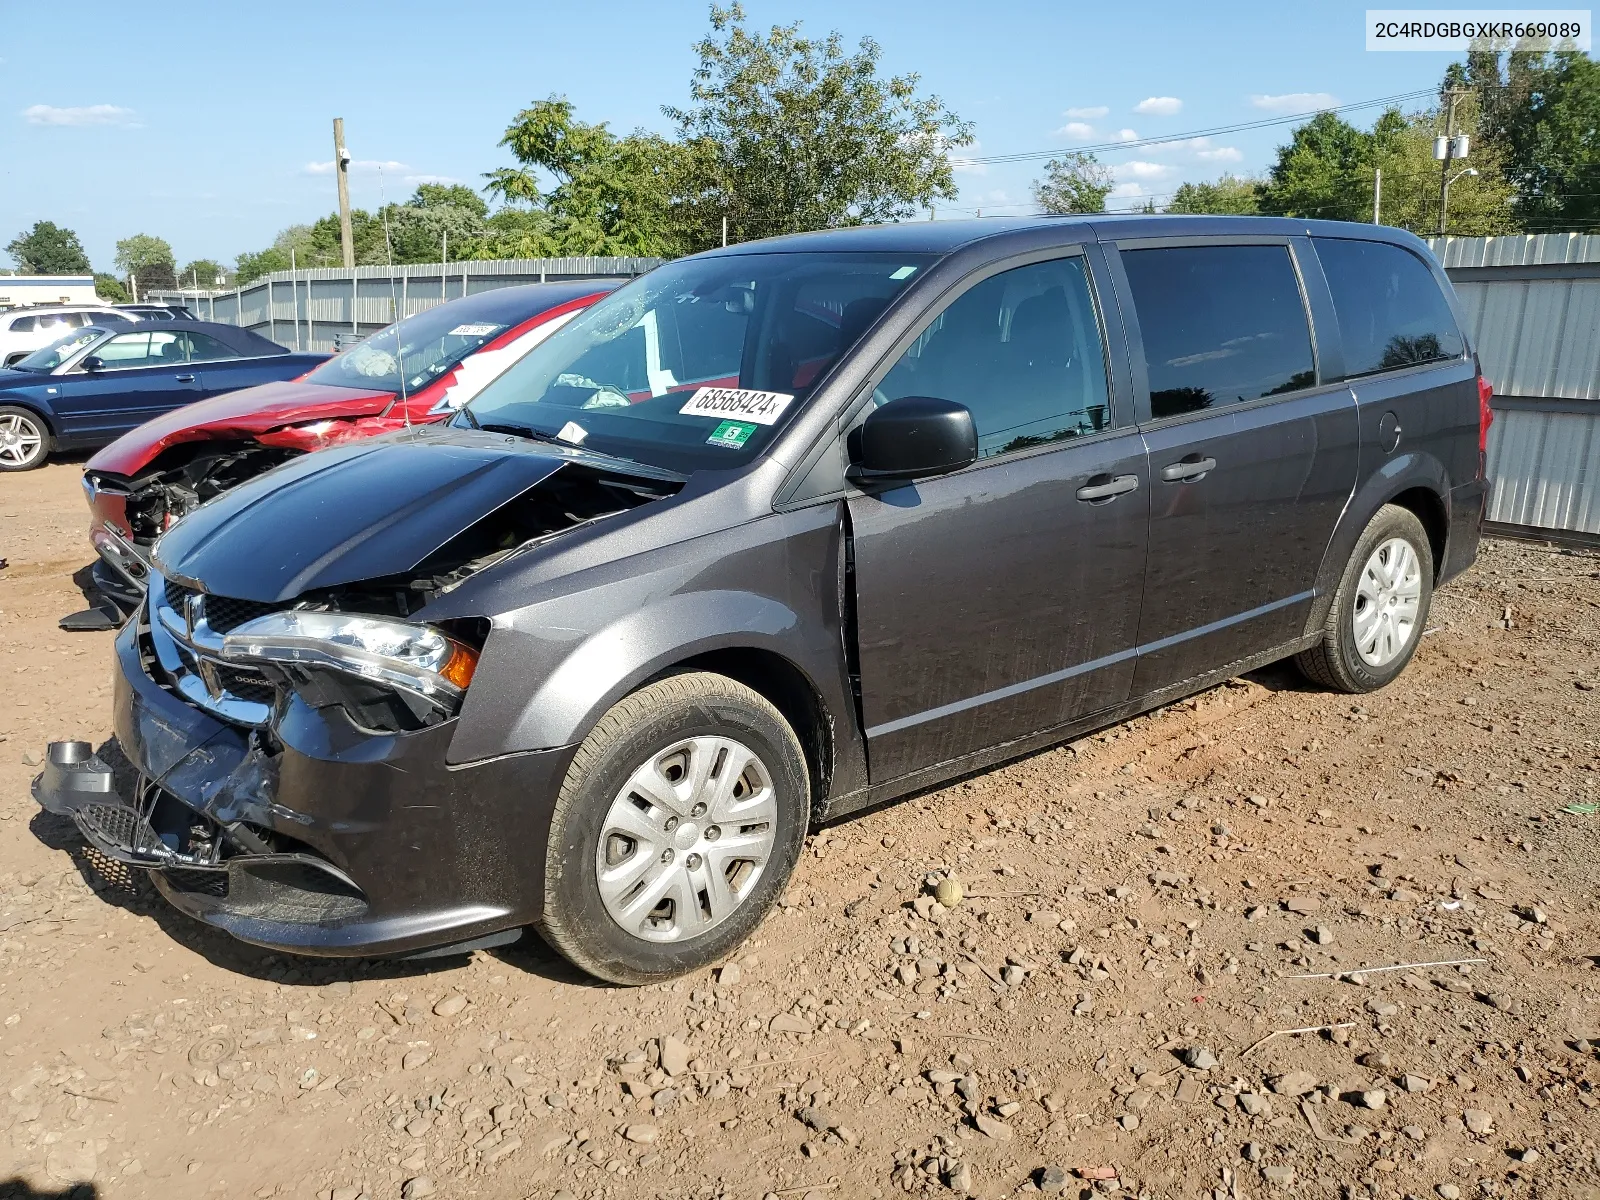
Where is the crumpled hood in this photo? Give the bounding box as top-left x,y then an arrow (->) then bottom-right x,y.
151,426 -> 664,602
87,379 -> 392,477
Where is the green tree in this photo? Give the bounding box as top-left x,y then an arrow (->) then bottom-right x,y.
1166,174 -> 1262,214
1258,98 -> 1514,234
465,207 -> 559,259
1462,48 -> 1600,230
6,221 -> 92,274
410,182 -> 489,218
664,3 -> 973,248
1259,111 -> 1379,222
115,233 -> 177,293
485,97 -> 681,255
94,273 -> 130,303
179,258 -> 228,288
1031,153 -> 1113,214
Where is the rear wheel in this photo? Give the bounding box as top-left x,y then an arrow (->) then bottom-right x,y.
0,407 -> 49,471
1296,504 -> 1433,693
537,672 -> 810,984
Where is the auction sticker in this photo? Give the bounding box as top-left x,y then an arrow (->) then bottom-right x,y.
706,420 -> 757,449
679,386 -> 793,425
448,323 -> 502,338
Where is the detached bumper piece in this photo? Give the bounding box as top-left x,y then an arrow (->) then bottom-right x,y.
31,739 -> 368,926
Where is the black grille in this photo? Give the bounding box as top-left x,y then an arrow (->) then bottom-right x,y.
163,579 -> 199,609
163,868 -> 230,898
202,594 -> 281,633
77,802 -> 166,857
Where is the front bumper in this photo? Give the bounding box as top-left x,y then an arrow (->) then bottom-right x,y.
33,618 -> 577,957
83,474 -> 150,609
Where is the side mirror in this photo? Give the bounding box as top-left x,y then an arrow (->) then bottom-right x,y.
81,356 -> 105,373
847,395 -> 978,483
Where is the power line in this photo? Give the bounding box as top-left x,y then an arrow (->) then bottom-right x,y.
960,88 -> 1442,166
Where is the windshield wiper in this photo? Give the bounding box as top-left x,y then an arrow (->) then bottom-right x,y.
477,420 -> 568,444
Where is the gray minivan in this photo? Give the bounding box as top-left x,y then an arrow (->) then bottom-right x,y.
36,215 -> 1488,983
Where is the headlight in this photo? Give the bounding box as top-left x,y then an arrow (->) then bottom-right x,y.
218,611 -> 478,701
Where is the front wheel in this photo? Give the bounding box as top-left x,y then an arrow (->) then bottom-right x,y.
0,407 -> 50,471
1296,504 -> 1434,693
537,672 -> 810,984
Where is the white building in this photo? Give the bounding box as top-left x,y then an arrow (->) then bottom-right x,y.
0,275 -> 99,309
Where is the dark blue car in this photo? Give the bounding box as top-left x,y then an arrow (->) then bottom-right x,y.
0,320 -> 327,471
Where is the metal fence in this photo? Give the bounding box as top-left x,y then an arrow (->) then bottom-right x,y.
146,257 -> 662,353
1425,234 -> 1600,543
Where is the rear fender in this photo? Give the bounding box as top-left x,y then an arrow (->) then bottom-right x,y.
1302,451 -> 1451,636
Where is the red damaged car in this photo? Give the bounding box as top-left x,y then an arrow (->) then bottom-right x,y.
82,280 -> 619,611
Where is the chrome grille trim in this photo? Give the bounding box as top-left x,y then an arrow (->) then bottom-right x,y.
148,574 -> 275,727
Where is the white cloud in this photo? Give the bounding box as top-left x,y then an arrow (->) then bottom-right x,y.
1115,160 -> 1177,182
1064,105 -> 1109,119
1134,96 -> 1183,117
1057,122 -> 1097,140
303,159 -> 409,176
1114,128 -> 1140,142
1135,136 -> 1243,164
23,104 -> 139,127
1109,183 -> 1147,199
1250,92 -> 1339,113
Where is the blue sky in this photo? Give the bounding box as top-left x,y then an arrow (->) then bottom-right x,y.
1,0 -> 1461,273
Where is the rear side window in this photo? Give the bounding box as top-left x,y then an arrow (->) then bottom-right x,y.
1314,238 -> 1464,377
8,315 -> 35,333
182,332 -> 239,362
1121,244 -> 1315,418
877,256 -> 1112,459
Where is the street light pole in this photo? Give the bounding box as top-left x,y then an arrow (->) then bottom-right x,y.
1436,89 -> 1468,236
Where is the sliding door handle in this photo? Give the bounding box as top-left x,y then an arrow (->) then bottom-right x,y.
1076,474 -> 1141,502
1160,456 -> 1216,483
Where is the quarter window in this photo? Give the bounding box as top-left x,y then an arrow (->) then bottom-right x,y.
1122,244 -> 1316,419
1313,238 -> 1464,377
182,332 -> 239,362
876,257 -> 1112,459
8,315 -> 35,333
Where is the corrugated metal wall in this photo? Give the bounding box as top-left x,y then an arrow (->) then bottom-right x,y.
147,257 -> 661,353
1425,234 -> 1600,540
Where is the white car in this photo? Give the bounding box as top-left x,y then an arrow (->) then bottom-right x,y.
0,305 -> 137,367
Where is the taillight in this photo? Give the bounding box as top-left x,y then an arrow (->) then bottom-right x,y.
1477,374 -> 1494,454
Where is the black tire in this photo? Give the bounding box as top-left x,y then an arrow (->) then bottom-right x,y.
537,671 -> 810,985
0,405 -> 51,471
1296,503 -> 1434,693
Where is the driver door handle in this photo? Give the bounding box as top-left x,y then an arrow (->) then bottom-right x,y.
1076,473 -> 1140,502
174,373 -> 196,383
1160,455 -> 1217,483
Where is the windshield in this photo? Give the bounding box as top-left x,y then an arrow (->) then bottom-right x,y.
455,252 -> 933,473
12,327 -> 105,372
305,304 -> 514,395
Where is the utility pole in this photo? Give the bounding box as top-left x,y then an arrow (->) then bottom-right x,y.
333,117 -> 355,269
1436,89 -> 1467,236
1373,167 -> 1382,225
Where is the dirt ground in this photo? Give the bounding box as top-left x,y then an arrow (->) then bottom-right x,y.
1,459 -> 1598,1200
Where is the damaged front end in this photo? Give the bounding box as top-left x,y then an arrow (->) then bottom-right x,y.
42,434 -> 683,956
84,442 -> 302,608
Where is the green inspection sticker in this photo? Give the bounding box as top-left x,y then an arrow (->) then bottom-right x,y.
706,420 -> 757,448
